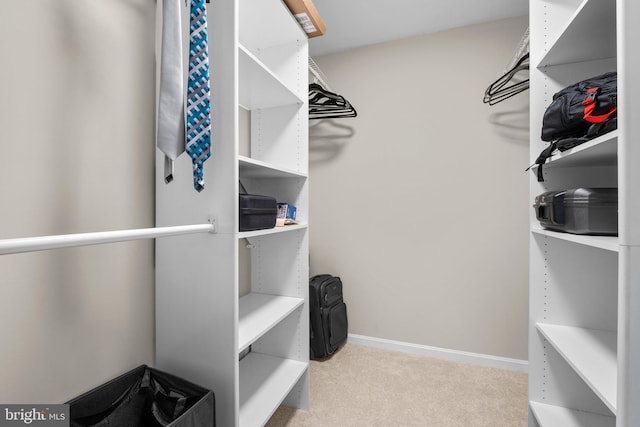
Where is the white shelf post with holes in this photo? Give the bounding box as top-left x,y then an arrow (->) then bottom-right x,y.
155,0 -> 309,425
528,1 -> 640,426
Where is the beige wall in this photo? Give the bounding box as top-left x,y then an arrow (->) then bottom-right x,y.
309,16 -> 530,360
0,0 -> 156,402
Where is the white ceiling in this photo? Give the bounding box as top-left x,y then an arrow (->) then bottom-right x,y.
308,0 -> 529,56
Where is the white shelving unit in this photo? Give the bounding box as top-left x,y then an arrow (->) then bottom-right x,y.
536,323 -> 617,412
530,402 -> 616,427
529,1 -> 640,426
239,293 -> 305,352
239,352 -> 308,426
530,229 -> 619,252
155,0 -> 309,425
239,156 -> 308,180
538,0 -> 616,67
239,223 -> 308,239
533,131 -> 618,169
239,45 -> 303,109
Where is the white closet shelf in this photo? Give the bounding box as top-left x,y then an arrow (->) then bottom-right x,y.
530,401 -> 615,427
239,0 -> 303,53
531,228 -> 618,252
239,155 -> 308,179
239,293 -> 304,352
537,0 -> 616,68
239,352 -> 307,426
239,223 -> 308,239
536,131 -> 618,170
239,44 -> 303,110
536,323 -> 617,413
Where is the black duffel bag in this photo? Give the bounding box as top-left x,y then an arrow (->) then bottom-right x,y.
530,72 -> 617,181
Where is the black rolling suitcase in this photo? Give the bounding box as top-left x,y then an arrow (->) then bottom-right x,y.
309,274 -> 348,359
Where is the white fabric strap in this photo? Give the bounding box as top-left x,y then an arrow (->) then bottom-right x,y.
157,0 -> 185,184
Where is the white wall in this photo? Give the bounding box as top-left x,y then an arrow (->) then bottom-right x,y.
0,0 -> 156,402
309,16 -> 530,360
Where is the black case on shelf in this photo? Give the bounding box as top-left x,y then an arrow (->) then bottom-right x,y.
239,194 -> 277,231
534,187 -> 618,235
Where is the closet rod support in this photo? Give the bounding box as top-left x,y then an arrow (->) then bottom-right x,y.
0,223 -> 216,256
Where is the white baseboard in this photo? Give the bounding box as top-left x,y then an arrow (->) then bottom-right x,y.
347,334 -> 528,373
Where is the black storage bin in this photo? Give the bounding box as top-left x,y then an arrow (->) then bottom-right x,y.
67,365 -> 215,427
239,194 -> 277,231
534,187 -> 618,235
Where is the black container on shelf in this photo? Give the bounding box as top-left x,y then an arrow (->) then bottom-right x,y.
239,194 -> 277,231
534,187 -> 618,236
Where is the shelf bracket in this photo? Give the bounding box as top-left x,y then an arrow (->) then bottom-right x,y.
244,236 -> 257,248
207,216 -> 217,233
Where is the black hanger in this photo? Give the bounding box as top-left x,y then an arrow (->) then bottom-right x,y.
309,83 -> 357,120
483,53 -> 530,105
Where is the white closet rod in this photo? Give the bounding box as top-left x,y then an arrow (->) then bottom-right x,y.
0,223 -> 215,256
309,57 -> 331,91
506,26 -> 529,71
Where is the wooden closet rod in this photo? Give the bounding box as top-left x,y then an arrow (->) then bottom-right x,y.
0,222 -> 215,256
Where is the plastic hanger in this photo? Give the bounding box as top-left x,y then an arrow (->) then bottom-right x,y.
483,53 -> 530,105
308,83 -> 357,119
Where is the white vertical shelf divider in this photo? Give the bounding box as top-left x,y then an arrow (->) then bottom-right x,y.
156,0 -> 309,426
616,1 -> 640,426
529,1 -> 640,426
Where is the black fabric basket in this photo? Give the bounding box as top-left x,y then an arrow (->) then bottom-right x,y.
66,365 -> 215,427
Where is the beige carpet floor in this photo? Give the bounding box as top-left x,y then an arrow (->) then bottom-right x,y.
266,343 -> 528,427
